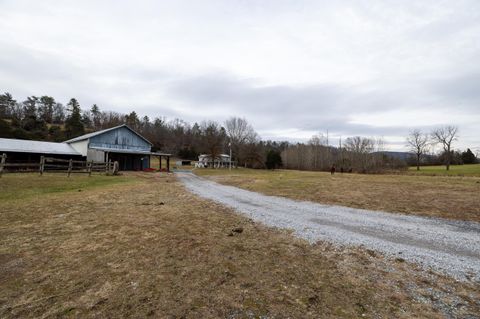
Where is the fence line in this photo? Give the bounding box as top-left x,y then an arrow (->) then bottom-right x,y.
0,153 -> 118,177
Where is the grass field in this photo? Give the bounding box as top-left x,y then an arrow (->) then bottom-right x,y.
408,164 -> 480,176
0,173 -> 136,201
195,168 -> 480,222
2,173 -> 479,317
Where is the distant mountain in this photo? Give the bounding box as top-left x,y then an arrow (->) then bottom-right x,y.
374,151 -> 414,161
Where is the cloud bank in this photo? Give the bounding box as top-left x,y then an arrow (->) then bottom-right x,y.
0,0 -> 479,150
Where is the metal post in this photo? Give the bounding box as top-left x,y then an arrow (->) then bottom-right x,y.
229,142 -> 232,171
166,156 -> 170,172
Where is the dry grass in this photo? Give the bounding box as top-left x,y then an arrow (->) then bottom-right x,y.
1,173 -> 479,318
408,164 -> 480,177
195,168 -> 480,222
0,173 -> 136,201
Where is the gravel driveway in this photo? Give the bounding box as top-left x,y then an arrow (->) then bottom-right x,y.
178,172 -> 480,281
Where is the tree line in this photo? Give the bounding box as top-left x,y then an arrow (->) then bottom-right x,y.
281,135 -> 406,173
1,92 -> 476,172
406,127 -> 478,170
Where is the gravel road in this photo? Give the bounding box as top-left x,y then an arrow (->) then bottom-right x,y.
178,172 -> 480,281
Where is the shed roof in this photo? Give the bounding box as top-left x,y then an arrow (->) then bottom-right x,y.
64,124 -> 153,145
0,138 -> 81,156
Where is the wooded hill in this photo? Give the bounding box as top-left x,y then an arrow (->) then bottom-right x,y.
0,92 -> 285,168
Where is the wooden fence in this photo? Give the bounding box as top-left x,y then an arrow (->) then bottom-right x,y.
0,153 -> 119,177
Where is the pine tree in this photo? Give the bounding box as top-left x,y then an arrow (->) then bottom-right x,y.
461,148 -> 477,164
65,98 -> 85,138
0,92 -> 16,118
91,104 -> 101,129
38,96 -> 55,123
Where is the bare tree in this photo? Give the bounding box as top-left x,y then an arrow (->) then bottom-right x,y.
431,126 -> 458,171
225,117 -> 257,165
344,136 -> 375,172
200,121 -> 226,167
406,129 -> 429,171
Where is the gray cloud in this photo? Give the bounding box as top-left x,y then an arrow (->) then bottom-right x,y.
0,0 -> 479,150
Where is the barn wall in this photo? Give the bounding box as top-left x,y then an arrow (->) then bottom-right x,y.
89,127 -> 151,152
69,140 -> 89,156
87,149 -> 105,162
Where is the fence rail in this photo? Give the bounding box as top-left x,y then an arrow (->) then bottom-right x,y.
0,153 -> 119,177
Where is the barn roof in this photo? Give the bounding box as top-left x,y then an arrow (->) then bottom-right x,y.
0,138 -> 81,156
64,124 -> 153,145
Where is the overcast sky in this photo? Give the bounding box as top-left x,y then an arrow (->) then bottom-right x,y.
1,0 -> 479,151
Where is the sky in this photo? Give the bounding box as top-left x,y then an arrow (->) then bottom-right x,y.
0,0 -> 479,152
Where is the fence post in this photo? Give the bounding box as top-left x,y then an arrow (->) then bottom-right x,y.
88,161 -> 92,177
106,159 -> 111,174
0,153 -> 6,178
39,156 -> 45,176
113,161 -> 119,175
67,159 -> 73,177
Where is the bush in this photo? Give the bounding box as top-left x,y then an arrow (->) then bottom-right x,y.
266,150 -> 282,170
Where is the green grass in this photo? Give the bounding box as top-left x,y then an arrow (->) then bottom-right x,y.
408,164 -> 480,176
0,173 -> 138,201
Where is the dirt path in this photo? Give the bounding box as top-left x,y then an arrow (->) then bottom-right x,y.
178,172 -> 480,281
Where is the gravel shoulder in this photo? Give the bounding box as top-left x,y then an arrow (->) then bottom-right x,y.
178,172 -> 480,281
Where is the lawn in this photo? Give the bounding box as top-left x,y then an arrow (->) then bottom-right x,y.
0,173 -> 136,201
408,163 -> 480,176
195,168 -> 480,222
2,172 -> 479,317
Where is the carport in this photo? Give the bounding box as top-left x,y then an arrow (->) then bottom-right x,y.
91,147 -> 171,171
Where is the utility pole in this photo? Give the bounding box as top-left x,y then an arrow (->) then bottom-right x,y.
229,142 -> 232,171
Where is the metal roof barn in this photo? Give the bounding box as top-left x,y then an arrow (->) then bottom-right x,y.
0,125 -> 171,171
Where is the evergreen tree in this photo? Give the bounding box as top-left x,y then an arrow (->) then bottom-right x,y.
125,111 -> 140,130
65,98 -> 85,138
0,92 -> 16,118
21,96 -> 38,130
21,96 -> 47,136
461,148 -> 477,164
266,149 -> 283,169
38,96 -> 55,123
91,104 -> 101,129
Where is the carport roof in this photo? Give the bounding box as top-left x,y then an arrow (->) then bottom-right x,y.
0,138 -> 81,156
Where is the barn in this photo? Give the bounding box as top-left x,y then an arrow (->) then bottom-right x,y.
0,124 -> 171,171
65,125 -> 167,171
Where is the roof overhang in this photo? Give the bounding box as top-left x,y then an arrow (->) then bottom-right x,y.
89,146 -> 171,156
